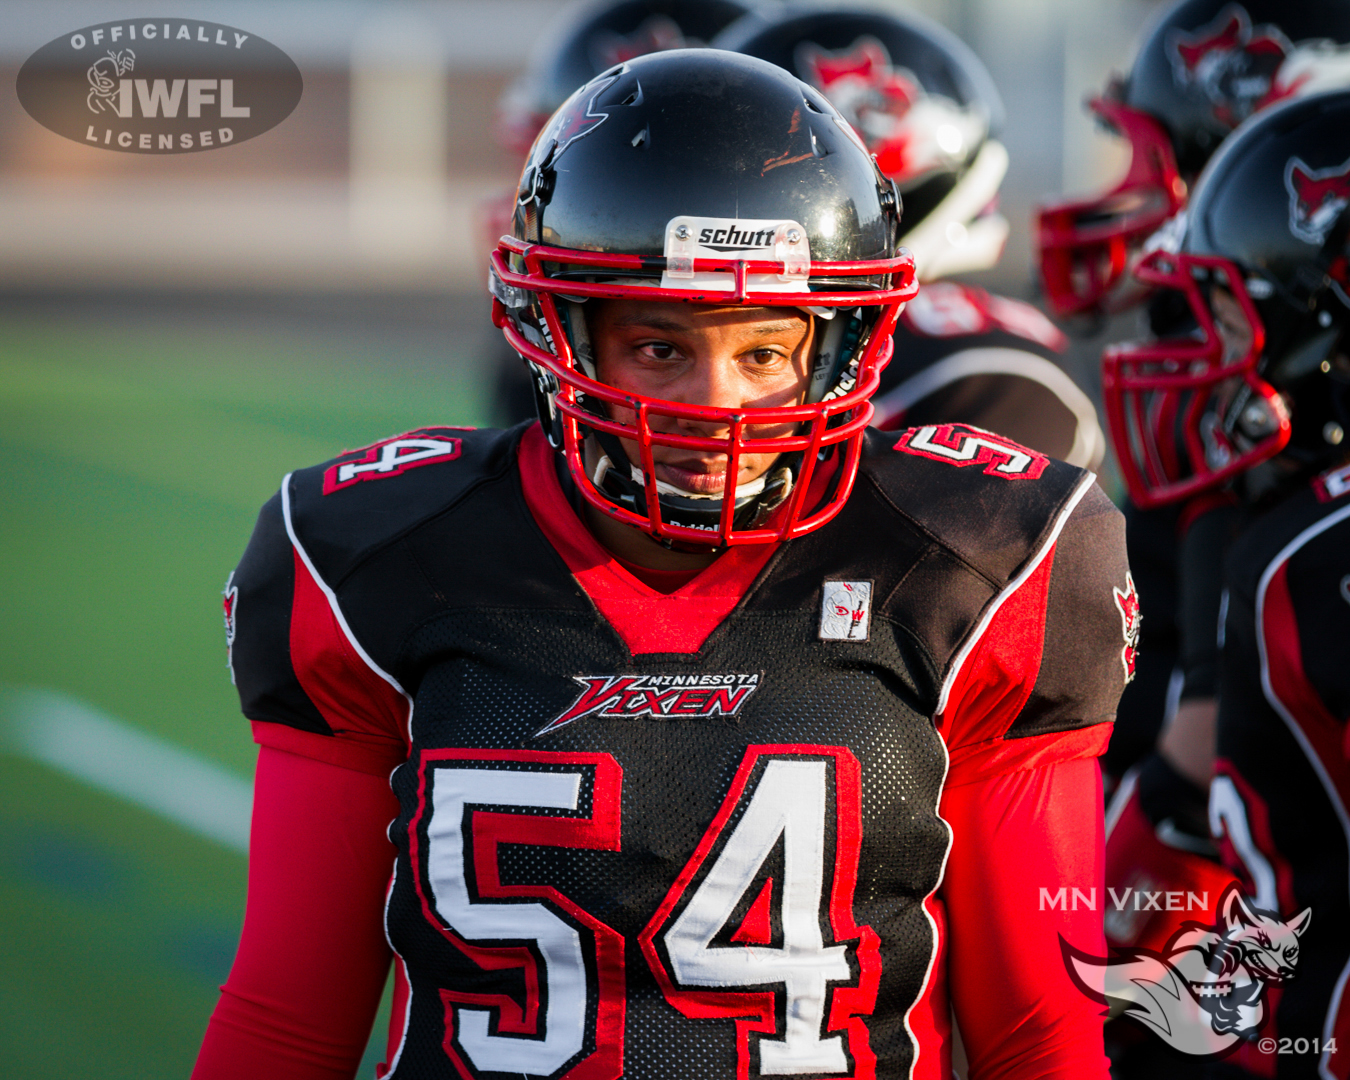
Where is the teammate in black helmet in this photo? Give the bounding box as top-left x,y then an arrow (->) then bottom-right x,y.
1038,5 -> 1350,1018
1038,0 -> 1350,323
195,50 -> 1132,1080
717,4 -> 1106,472
1102,88 -> 1350,1078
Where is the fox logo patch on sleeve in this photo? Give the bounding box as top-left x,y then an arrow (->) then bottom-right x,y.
894,422 -> 1050,479
1114,573 -> 1141,682
222,572 -> 238,685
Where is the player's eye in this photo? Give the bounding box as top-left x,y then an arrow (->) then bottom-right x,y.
1257,932 -> 1272,948
638,341 -> 680,361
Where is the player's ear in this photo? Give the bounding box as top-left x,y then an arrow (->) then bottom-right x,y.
1287,907 -> 1313,938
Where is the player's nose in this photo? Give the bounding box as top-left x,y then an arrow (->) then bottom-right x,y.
670,355 -> 743,429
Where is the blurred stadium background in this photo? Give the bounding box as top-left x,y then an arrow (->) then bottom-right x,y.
0,0 -> 1159,1074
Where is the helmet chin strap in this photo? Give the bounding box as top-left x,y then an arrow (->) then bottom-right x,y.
585,423 -> 797,540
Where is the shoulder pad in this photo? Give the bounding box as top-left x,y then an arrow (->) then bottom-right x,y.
900,281 -> 1067,353
862,424 -> 1091,583
284,425 -> 523,586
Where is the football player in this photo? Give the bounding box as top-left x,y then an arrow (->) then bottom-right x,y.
715,5 -> 1105,472
1037,2 -> 1350,983
194,51 -> 1133,1080
1103,87 -> 1350,1077
1045,8 -> 1350,1074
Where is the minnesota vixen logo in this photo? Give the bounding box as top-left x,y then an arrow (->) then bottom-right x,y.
537,673 -> 761,736
1167,5 -> 1290,128
894,423 -> 1050,479
1062,883 -> 1312,1058
1284,155 -> 1350,246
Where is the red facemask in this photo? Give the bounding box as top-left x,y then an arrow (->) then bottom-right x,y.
1037,97 -> 1188,319
491,235 -> 919,547
1101,249 -> 1291,508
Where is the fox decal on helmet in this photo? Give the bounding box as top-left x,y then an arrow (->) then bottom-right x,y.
714,4 -> 1007,282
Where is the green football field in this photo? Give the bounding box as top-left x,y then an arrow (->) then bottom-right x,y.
0,295 -> 492,1077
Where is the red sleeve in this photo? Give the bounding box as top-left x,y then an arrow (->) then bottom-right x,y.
191,747 -> 399,1080
941,756 -> 1110,1080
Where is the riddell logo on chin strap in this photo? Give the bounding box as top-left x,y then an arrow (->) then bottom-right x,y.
537,673 -> 762,736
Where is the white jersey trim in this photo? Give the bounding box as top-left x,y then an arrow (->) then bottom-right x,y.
279,472 -> 415,742
1253,500 -> 1350,1080
872,346 -> 1105,469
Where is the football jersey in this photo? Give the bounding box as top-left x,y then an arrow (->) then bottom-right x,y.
228,421 -> 1131,1080
871,281 -> 1104,470
1211,462 -> 1350,1080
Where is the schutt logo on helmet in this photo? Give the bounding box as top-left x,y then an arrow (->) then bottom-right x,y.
17,19 -> 301,153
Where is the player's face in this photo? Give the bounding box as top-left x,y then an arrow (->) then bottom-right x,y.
1209,284 -> 1254,363
588,299 -> 815,495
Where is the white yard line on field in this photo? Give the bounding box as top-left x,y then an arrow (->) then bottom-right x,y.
0,687 -> 251,854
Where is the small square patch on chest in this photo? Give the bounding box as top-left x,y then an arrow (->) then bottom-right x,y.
819,580 -> 873,641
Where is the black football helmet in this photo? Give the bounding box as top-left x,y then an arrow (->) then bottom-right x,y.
496,0 -> 753,156
715,5 -> 1006,281
1038,0 -> 1350,319
1103,89 -> 1350,507
489,50 -> 917,548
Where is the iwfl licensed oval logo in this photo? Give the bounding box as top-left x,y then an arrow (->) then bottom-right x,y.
17,19 -> 302,153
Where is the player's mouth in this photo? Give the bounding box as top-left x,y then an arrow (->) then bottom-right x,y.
656,459 -> 731,494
